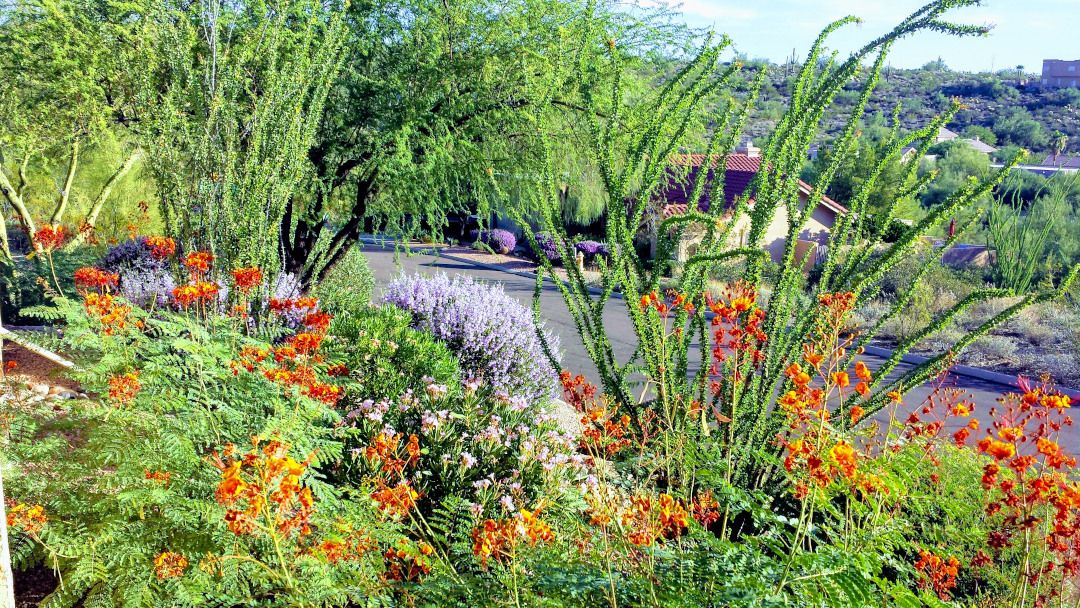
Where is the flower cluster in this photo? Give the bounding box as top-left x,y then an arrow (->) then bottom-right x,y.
472,505 -> 554,567
230,267 -> 264,295
74,267 -> 119,294
184,251 -> 214,279
145,236 -> 176,260
371,481 -> 421,519
6,503 -> 47,534
316,526 -> 376,564
107,371 -> 141,405
573,240 -> 610,264
529,232 -> 561,263
231,304 -> 343,406
584,488 -> 690,546
914,549 -> 960,600
968,377 -> 1079,601
210,437 -> 316,537
383,539 -> 434,582
707,280 -> 766,383
83,293 -> 132,335
382,272 -> 561,403
153,551 -> 188,580
472,229 -> 517,255
639,290 -> 694,316
32,224 -> 67,251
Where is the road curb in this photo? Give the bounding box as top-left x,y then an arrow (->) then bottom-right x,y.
364,238 -> 1080,399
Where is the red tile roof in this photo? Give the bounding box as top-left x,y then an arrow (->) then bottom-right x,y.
656,153 -> 846,218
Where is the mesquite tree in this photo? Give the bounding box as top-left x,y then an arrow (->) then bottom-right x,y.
512,0 -> 1079,490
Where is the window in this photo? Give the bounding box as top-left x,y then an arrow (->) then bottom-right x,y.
1044,79 -> 1049,84
1070,65 -> 1077,71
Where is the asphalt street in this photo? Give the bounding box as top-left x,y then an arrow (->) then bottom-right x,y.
359,243 -> 1080,452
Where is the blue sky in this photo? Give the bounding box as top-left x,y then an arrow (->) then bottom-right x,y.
666,0 -> 1079,73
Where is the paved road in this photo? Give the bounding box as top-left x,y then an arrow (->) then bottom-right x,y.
360,244 -> 1080,452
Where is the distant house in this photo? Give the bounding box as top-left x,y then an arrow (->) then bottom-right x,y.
1042,153 -> 1080,170
1042,59 -> 1080,89
645,141 -> 848,265
901,127 -> 996,162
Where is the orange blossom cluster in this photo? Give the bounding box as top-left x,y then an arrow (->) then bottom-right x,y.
6,503 -> 47,534
210,437 -> 316,537
230,267 -> 264,295
73,267 -> 118,294
145,236 -> 176,260
107,371 -> 141,405
914,549 -> 960,600
83,293 -> 132,335
32,224 -> 67,251
969,377 -> 1080,596
472,506 -> 555,567
383,538 -> 435,582
153,552 -> 188,580
585,490 -> 690,546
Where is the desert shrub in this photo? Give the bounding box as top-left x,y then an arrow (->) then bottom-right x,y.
333,375 -> 577,512
382,272 -> 561,403
528,232 -> 561,264
327,304 -> 459,402
471,228 -> 517,255
573,240 -> 610,265
967,334 -> 1018,364
310,246 -> 375,316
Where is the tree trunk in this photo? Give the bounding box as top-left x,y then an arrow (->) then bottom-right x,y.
0,169 -> 37,242
298,172 -> 377,288
65,148 -> 140,250
50,138 -> 80,224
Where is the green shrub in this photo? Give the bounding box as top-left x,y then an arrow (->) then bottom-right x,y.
327,304 -> 459,401
310,246 -> 375,316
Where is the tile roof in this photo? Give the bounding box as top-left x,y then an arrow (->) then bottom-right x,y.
656,153 -> 846,218
959,137 -> 997,154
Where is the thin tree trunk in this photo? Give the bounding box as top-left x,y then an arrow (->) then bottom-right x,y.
0,169 -> 37,241
50,138 -> 80,224
65,148 -> 140,250
0,208 -> 10,259
0,300 -> 13,608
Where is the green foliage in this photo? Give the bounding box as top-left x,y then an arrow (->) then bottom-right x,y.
987,179 -> 1062,294
310,246 -> 376,316
145,0 -> 347,275
327,304 -> 459,401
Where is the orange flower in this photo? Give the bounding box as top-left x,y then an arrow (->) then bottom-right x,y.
32,224 -> 67,251
153,552 -> 187,579
74,267 -> 119,293
145,236 -> 176,259
978,438 -> 1016,461
830,371 -> 850,388
304,312 -> 333,333
854,361 -> 871,382
849,405 -> 865,422
855,382 -> 869,396
183,251 -> 214,278
6,504 -> 47,533
830,442 -> 858,478
887,391 -> 903,403
230,267 -> 263,294
107,372 -> 141,405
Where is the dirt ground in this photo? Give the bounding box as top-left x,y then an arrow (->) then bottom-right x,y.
0,340 -> 81,392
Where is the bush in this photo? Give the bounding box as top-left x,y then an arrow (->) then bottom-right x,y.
471,229 -> 517,255
574,240 -> 610,265
99,237 -> 165,273
328,304 -> 459,401
528,232 -> 561,264
381,272 -> 561,403
311,246 -> 375,316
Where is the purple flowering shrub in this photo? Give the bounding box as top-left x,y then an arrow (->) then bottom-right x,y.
99,237 -> 166,273
336,376 -> 582,514
574,240 -> 610,265
529,232 -> 562,264
382,272 -> 562,404
471,229 -> 517,255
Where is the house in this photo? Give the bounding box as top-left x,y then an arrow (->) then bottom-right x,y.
645,141 -> 848,265
1042,153 -> 1080,170
1042,59 -> 1080,89
900,127 -> 996,162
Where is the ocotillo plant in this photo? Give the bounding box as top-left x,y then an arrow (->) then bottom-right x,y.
509,0 -> 1080,493
987,174 -> 1073,294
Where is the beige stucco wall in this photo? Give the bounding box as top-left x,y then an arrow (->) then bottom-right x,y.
720,193 -> 837,264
